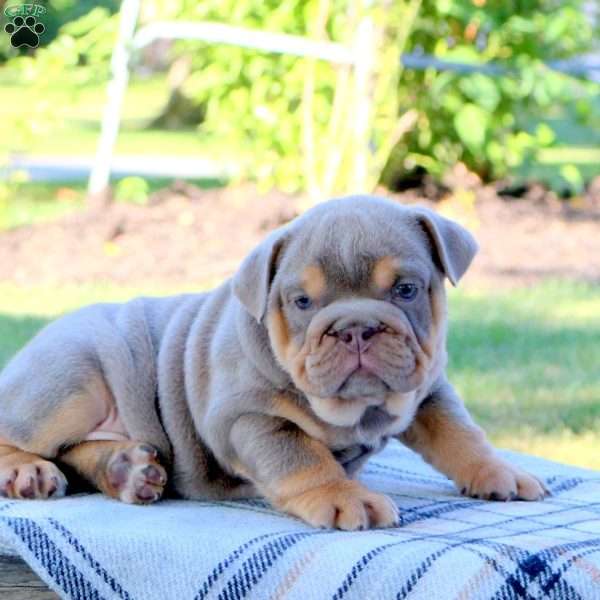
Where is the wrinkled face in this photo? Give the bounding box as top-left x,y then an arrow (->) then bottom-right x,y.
264,201 -> 448,428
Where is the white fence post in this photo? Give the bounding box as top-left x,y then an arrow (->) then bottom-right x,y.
351,14 -> 375,194
87,0 -> 141,201
88,15 -> 375,200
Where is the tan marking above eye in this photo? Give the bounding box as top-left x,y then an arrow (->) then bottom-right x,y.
372,256 -> 400,290
301,264 -> 327,299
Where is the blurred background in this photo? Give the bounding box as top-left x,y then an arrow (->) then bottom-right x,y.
0,1 -> 599,468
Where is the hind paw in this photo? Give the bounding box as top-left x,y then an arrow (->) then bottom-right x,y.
106,443 -> 167,505
0,459 -> 67,500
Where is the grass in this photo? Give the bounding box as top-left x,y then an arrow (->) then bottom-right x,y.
0,177 -> 224,231
0,76 -> 226,157
0,280 -> 598,469
447,281 -> 600,470
0,181 -> 85,229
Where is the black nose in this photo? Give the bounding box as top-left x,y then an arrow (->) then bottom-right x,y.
336,324 -> 382,353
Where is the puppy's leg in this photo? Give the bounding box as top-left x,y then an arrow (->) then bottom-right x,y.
399,382 -> 548,501
0,375 -> 127,501
59,441 -> 167,505
0,445 -> 67,499
229,414 -> 398,530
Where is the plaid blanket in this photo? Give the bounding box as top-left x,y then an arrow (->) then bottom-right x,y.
0,439 -> 599,600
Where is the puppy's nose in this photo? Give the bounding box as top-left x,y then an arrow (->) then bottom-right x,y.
337,325 -> 381,353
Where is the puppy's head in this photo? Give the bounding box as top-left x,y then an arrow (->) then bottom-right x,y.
233,196 -> 477,428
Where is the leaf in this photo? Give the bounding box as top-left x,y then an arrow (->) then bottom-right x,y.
535,123 -> 555,147
453,103 -> 489,152
459,74 -> 501,112
560,164 -> 584,194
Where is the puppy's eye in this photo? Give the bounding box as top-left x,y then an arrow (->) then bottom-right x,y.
294,295 -> 313,310
392,281 -> 418,301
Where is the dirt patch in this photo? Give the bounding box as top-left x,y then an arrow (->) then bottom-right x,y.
1,181 -> 599,289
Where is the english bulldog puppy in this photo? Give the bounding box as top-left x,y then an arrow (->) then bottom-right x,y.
0,196 -> 547,529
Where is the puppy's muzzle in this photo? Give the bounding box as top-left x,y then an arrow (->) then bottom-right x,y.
303,299 -> 428,400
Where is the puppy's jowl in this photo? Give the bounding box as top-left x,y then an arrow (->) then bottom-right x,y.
0,196 -> 547,529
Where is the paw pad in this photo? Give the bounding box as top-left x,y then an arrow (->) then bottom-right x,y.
106,443 -> 167,505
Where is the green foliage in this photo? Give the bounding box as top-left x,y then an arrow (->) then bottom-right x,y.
389,0 -> 597,184
2,0 -> 598,194
114,176 -> 150,205
0,176 -> 84,231
156,0 -> 420,196
150,0 -> 599,192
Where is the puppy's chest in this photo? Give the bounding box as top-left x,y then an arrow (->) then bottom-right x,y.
330,410 -> 406,449
303,405 -> 405,449
272,394 -> 411,452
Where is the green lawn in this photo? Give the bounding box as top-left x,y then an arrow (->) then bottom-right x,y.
0,177 -> 223,230
0,76 -> 234,158
0,181 -> 85,229
0,280 -> 598,469
448,281 -> 600,470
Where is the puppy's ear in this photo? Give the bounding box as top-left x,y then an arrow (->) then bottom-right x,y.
233,224 -> 292,322
414,208 -> 478,285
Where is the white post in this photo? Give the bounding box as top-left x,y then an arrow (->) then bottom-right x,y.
351,14 -> 375,193
87,0 -> 141,201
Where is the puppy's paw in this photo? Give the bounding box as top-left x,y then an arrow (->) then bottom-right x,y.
0,458 -> 67,500
106,443 -> 167,505
460,459 -> 548,501
280,480 -> 399,530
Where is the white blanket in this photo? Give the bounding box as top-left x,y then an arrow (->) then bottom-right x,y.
1,440 -> 599,600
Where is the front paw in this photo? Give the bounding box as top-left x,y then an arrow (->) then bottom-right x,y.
459,458 -> 548,501
279,480 -> 399,530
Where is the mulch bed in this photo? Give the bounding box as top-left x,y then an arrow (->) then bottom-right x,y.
1,179 -> 599,289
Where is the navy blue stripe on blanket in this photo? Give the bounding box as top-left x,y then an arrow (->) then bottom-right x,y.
535,537 -> 600,598
2,516 -> 105,600
489,540 -> 600,600
398,536 -> 600,600
332,543 -> 400,600
367,461 -> 449,483
195,530 -> 298,600
47,518 -> 132,600
471,540 -> 583,600
398,499 -> 475,526
332,528 -> 597,600
217,531 -> 315,600
394,538 -> 582,600
331,520 -> 517,598
330,539 -> 482,600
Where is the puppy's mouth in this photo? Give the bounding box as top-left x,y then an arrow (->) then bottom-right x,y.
336,364 -> 391,400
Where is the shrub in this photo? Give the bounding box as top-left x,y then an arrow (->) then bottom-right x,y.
3,0 -> 597,195
389,0 -> 596,187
